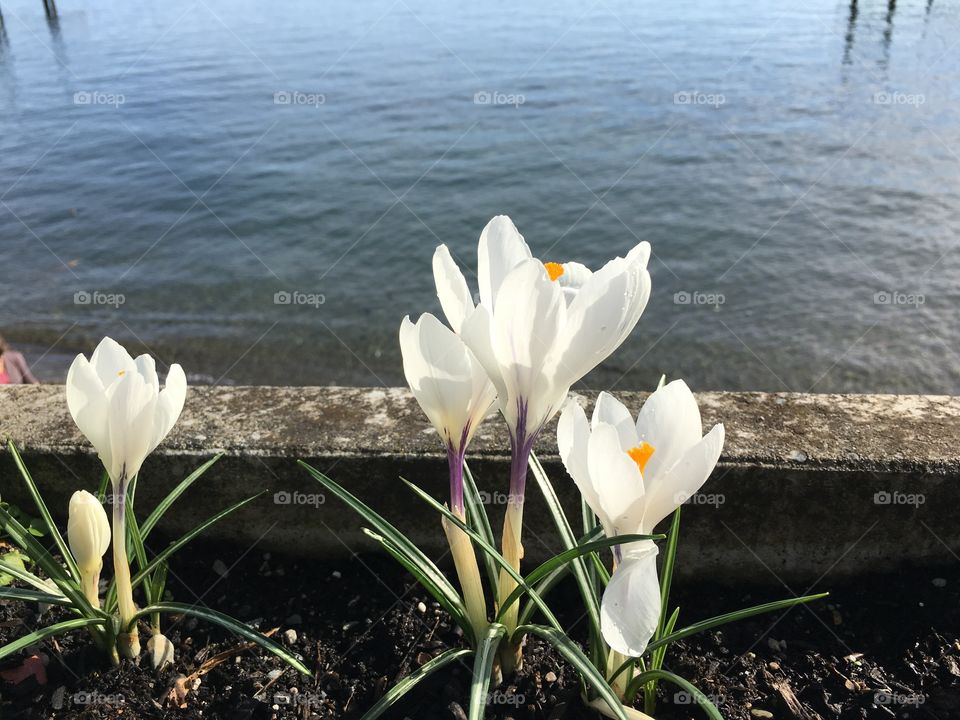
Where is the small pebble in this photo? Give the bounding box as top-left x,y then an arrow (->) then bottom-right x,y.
212,559 -> 229,577
331,570 -> 342,579
751,711 -> 774,719
284,629 -> 298,644
267,669 -> 283,680
768,661 -> 780,670
417,601 -> 427,614
51,687 -> 66,710
933,577 -> 947,588
544,671 -> 557,683
787,450 -> 807,462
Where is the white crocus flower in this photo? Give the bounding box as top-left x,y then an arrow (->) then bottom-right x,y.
66,336 -> 187,659
67,490 -> 110,608
558,381 -> 725,658
433,215 -> 652,654
399,313 -> 497,638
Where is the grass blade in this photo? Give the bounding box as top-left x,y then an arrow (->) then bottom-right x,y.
656,508 -> 681,642
529,453 -> 604,658
130,492 -> 265,589
141,455 -> 222,538
359,647 -> 472,720
646,593 -> 829,654
462,461 -> 498,591
7,441 -> 80,582
0,503 -> 92,613
0,559 -> 62,595
517,623 -> 627,720
0,617 -> 106,662
300,462 -> 464,617
468,623 -> 507,720
131,602 -> 311,675
364,528 -> 472,643
625,669 -> 724,720
0,587 -> 71,606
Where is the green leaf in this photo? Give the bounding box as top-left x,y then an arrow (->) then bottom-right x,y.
7,441 -> 81,582
496,532 -> 662,623
400,479 -> 563,633
141,455 -> 222,539
625,669 -> 724,720
359,647 -> 472,720
462,461 -> 499,592
0,617 -> 107,662
364,529 -> 472,643
468,623 -> 507,720
0,587 -> 72,606
516,623 -> 627,720
299,462 -> 466,624
656,508 -> 681,642
529,453 -> 605,660
645,593 -> 829,654
0,550 -> 29,587
130,602 -> 311,675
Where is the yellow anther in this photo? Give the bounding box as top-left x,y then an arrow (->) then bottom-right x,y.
627,442 -> 655,473
543,262 -> 565,281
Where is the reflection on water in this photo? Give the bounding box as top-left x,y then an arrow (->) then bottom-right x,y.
0,0 -> 958,393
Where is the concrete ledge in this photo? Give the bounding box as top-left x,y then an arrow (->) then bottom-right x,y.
0,385 -> 957,584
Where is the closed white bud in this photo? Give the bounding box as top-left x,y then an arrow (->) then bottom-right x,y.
67,490 -> 110,573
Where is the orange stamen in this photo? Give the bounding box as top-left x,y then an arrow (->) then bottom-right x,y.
543,262 -> 565,281
627,442 -> 655,474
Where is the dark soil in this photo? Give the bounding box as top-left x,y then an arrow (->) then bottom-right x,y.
0,542 -> 957,720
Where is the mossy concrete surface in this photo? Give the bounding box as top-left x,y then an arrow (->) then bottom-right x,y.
0,385 -> 956,584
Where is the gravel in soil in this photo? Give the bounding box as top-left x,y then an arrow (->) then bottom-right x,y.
0,542 -> 956,720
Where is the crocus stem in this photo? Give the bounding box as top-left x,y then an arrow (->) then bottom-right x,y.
80,566 -> 101,609
606,648 -> 633,700
587,698 -> 656,720
443,448 -> 488,641
497,427 -> 533,675
112,480 -> 140,658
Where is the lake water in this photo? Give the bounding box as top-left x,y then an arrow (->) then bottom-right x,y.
1,0 -> 959,393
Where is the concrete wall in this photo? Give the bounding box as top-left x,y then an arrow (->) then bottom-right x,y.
0,385 -> 956,584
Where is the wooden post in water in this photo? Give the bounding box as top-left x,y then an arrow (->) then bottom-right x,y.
42,0 -> 57,19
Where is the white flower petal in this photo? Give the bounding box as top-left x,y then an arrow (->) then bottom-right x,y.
587,423 -> 645,534
433,244 -> 475,333
558,399 -> 601,520
601,541 -> 661,657
478,215 -> 531,309
107,371 -> 157,482
89,337 -> 135,388
66,355 -> 112,470
641,423 -> 725,533
635,379 -> 706,485
150,364 -> 187,454
490,259 -> 565,435
134,354 -> 159,395
592,391 -> 640,450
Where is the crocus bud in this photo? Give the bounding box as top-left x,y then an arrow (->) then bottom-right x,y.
67,490 -> 110,607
